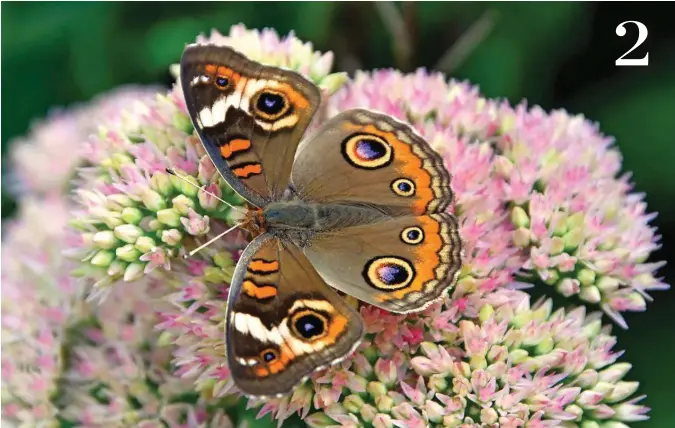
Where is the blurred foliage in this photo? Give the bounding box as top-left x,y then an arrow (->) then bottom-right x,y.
2,2 -> 674,427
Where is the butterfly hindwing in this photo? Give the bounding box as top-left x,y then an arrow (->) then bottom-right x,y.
181,44 -> 321,206
304,212 -> 462,313
226,233 -> 364,396
292,109 -> 453,216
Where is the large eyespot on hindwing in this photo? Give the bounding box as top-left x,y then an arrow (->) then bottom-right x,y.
251,89 -> 291,122
289,309 -> 329,342
342,133 -> 394,169
400,226 -> 424,245
391,178 -> 416,197
363,256 -> 416,291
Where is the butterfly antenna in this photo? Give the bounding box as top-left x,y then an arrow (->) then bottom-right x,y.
165,168 -> 246,213
185,221 -> 247,258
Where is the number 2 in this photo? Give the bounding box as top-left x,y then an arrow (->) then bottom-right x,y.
615,21 -> 649,66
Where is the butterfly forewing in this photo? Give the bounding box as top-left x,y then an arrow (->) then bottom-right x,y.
180,44 -> 321,206
226,234 -> 364,396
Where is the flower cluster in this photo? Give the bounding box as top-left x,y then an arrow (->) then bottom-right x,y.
67,86 -> 248,296
58,277 -> 236,427
1,196 -> 79,426
301,291 -> 648,427
8,86 -> 160,195
1,24 -> 666,428
1,196 -> 235,428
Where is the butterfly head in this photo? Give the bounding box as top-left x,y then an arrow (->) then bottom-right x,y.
242,206 -> 267,236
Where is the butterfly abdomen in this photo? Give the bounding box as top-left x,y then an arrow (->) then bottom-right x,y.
263,201 -> 316,230
263,201 -> 386,232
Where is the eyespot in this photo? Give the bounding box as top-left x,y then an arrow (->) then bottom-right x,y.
252,90 -> 290,121
391,178 -> 416,197
215,76 -> 230,89
401,226 -> 424,245
363,256 -> 415,291
260,348 -> 279,363
342,133 -> 393,169
290,310 -> 328,341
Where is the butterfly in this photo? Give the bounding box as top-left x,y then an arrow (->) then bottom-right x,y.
179,44 -> 462,397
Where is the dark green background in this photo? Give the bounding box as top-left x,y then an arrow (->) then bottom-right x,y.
2,2 -> 674,426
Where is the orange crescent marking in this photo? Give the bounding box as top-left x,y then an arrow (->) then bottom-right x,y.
220,138 -> 251,159
214,66 -> 242,86
248,260 -> 279,273
204,64 -> 217,75
233,163 -> 263,178
254,366 -> 270,376
242,280 -> 277,300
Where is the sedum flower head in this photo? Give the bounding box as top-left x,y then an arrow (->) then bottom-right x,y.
159,64 -> 657,426
8,86 -> 160,195
157,59 -> 663,427
1,196 -> 81,427
494,106 -> 667,328
299,291 -> 648,427
57,280 -> 234,427
2,195 -> 235,427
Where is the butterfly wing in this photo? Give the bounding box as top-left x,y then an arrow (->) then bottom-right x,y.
181,44 -> 321,206
226,233 -> 363,397
292,109 -> 453,216
304,212 -> 462,314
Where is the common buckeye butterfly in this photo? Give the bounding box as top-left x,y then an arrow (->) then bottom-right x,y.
180,44 -> 462,397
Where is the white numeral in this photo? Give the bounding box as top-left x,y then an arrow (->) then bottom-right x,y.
615,21 -> 649,66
